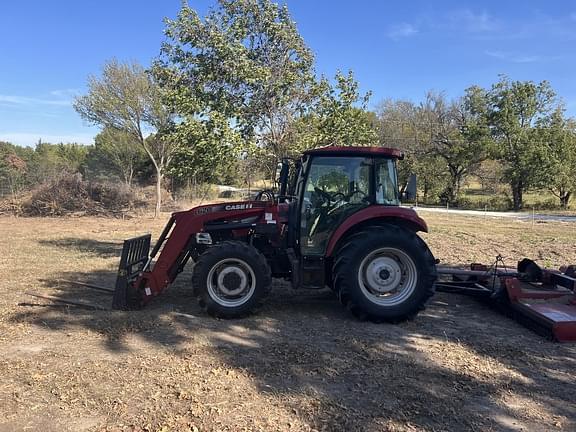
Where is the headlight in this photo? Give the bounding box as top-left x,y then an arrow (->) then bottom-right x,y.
195,232 -> 212,245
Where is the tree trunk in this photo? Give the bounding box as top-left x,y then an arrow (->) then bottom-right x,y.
154,168 -> 163,219
511,180 -> 523,211
423,180 -> 429,203
446,167 -> 464,207
454,174 -> 462,198
126,166 -> 134,188
560,191 -> 571,209
123,170 -> 130,187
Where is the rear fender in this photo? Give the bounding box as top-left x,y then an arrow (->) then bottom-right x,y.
325,206 -> 428,257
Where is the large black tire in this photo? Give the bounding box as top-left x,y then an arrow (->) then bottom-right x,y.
192,241 -> 271,318
333,225 -> 436,323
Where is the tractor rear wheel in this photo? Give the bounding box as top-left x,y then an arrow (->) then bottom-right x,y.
192,241 -> 271,318
333,225 -> 436,322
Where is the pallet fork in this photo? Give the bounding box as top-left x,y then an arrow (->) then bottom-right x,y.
111,234 -> 151,310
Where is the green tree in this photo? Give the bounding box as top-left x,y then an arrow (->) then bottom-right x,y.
421,92 -> 489,205
166,116 -> 240,187
0,142 -> 28,197
74,59 -> 174,217
467,77 -> 557,210
91,127 -> 146,186
311,70 -> 378,148
537,109 -> 576,208
55,143 -> 90,172
292,71 -> 378,152
26,142 -> 89,184
156,0 -> 316,172
0,141 -> 91,196
376,99 -> 449,203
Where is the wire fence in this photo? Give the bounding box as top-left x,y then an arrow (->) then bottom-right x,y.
0,179 -> 17,199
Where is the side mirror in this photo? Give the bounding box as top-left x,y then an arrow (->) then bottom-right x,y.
401,174 -> 417,201
278,159 -> 289,197
275,162 -> 283,183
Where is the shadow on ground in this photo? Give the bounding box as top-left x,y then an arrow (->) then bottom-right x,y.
10,258 -> 576,431
38,238 -> 123,258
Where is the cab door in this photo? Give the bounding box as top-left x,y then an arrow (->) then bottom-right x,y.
300,156 -> 372,256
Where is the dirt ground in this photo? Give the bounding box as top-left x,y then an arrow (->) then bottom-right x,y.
0,212 -> 575,432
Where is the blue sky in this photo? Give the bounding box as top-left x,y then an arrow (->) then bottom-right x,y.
1,1 -> 575,146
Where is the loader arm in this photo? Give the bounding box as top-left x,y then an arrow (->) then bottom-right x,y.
113,201 -> 272,310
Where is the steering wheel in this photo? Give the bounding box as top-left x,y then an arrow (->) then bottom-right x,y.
314,187 -> 346,204
313,187 -> 332,202
346,189 -> 369,202
255,190 -> 275,201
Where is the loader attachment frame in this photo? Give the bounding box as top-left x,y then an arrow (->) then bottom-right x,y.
112,234 -> 151,310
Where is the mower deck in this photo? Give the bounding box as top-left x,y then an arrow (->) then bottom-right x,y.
511,302 -> 576,342
437,260 -> 576,342
504,277 -> 576,342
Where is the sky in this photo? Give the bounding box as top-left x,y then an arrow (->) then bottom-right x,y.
1,0 -> 575,147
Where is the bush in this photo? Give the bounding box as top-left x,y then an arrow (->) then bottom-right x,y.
172,183 -> 220,202
21,173 -> 144,216
89,182 -> 140,211
529,198 -> 559,211
456,196 -> 512,211
139,184 -> 177,211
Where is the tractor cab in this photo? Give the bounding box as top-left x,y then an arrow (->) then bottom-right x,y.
275,146 -> 426,291
293,147 -> 401,256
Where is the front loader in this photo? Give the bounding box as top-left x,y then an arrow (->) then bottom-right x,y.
113,146 -> 437,322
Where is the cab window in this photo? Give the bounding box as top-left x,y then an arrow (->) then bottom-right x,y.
375,159 -> 399,205
300,156 -> 371,255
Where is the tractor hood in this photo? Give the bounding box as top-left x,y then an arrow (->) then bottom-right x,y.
172,200 -> 271,220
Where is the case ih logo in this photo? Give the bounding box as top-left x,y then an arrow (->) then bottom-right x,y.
225,204 -> 253,211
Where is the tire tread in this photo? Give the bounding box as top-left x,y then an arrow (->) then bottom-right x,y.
192,241 -> 271,318
333,225 -> 436,323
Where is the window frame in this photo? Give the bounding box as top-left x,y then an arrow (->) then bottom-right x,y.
374,157 -> 400,206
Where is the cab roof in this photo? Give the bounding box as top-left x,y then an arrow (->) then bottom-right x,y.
302,145 -> 404,159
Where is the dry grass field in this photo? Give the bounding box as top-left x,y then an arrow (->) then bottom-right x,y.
1,212 -> 575,432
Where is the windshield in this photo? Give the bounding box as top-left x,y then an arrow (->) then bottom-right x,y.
300,156 -> 371,254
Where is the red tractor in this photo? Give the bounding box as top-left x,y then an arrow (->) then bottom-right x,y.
113,146 -> 437,322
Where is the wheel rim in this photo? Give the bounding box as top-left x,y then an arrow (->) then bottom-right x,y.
357,247 -> 418,306
207,258 -> 256,307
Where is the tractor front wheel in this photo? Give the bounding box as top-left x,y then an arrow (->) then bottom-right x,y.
333,225 -> 436,322
192,241 -> 271,318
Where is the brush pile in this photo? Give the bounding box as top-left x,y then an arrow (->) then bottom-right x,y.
0,173 -> 145,216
